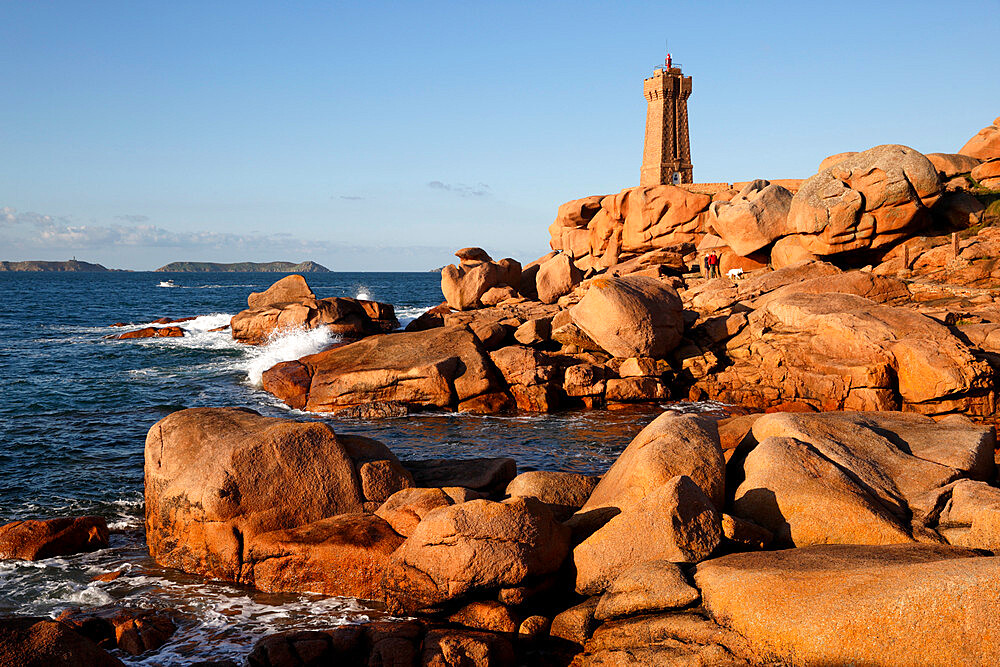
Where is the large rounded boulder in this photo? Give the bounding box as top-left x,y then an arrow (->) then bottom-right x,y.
144,407 -> 412,583
570,276 -> 684,358
708,179 -> 794,257
785,144 -> 942,256
383,497 -> 570,612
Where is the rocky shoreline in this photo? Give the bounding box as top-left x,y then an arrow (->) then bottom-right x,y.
3,117 -> 1000,665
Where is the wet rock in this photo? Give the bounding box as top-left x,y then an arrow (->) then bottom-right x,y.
695,543 -> 1000,666
0,516 -> 108,561
574,476 -> 722,595
0,616 -> 124,667
111,326 -> 184,340
405,302 -> 453,332
231,297 -> 385,345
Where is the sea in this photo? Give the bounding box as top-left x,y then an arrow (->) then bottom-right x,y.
0,271 -> 711,664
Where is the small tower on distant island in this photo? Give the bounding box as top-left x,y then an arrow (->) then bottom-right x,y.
640,52 -> 693,186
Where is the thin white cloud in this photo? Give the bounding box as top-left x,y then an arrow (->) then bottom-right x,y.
427,181 -> 492,197
115,214 -> 150,223
0,206 -> 335,251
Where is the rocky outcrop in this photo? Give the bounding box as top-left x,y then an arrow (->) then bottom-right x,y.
144,407 -> 412,595
505,471 -> 601,520
441,248 -> 522,310
246,620 -> 521,667
699,290 -> 994,416
784,144 -> 943,256
926,152 -> 981,179
731,411 -> 994,547
261,325 -> 508,415
231,275 -> 397,345
535,253 -> 582,304
56,607 -> 177,657
110,326 -> 185,340
0,516 -> 109,561
547,185 -> 712,273
960,115 -> 1000,160
231,296 -> 395,345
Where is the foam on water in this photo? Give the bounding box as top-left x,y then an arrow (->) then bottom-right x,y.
0,540 -> 380,665
240,326 -> 340,386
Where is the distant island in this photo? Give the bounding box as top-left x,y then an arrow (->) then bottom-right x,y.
155,260 -> 330,273
0,260 -> 110,272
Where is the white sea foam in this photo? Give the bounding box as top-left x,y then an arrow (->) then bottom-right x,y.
241,326 -> 339,386
395,305 -> 430,328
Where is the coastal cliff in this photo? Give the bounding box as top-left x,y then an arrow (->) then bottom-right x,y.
0,259 -> 110,272
155,260 -> 330,272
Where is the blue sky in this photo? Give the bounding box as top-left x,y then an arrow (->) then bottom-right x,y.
2,1 -> 998,270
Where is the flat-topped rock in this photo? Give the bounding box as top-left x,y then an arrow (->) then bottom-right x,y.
260,325 -> 507,415
695,543 -> 1000,666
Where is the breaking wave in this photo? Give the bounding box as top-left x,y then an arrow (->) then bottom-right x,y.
241,326 -> 340,386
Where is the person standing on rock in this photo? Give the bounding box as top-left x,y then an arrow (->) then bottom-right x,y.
707,252 -> 720,279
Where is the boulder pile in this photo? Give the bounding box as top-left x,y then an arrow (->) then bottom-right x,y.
242,117 -> 1000,421
138,406 -> 1000,665
230,274 -> 398,344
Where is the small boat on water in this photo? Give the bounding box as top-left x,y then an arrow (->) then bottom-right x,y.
157,279 -> 178,288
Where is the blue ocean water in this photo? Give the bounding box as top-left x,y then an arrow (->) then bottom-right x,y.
0,271 -> 673,664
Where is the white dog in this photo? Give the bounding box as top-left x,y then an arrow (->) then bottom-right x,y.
727,267 -> 744,280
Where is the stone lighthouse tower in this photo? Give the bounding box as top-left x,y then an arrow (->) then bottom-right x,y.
640,54 -> 693,186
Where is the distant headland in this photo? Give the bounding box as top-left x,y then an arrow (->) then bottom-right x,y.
155,260 -> 330,273
0,260 -> 111,272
